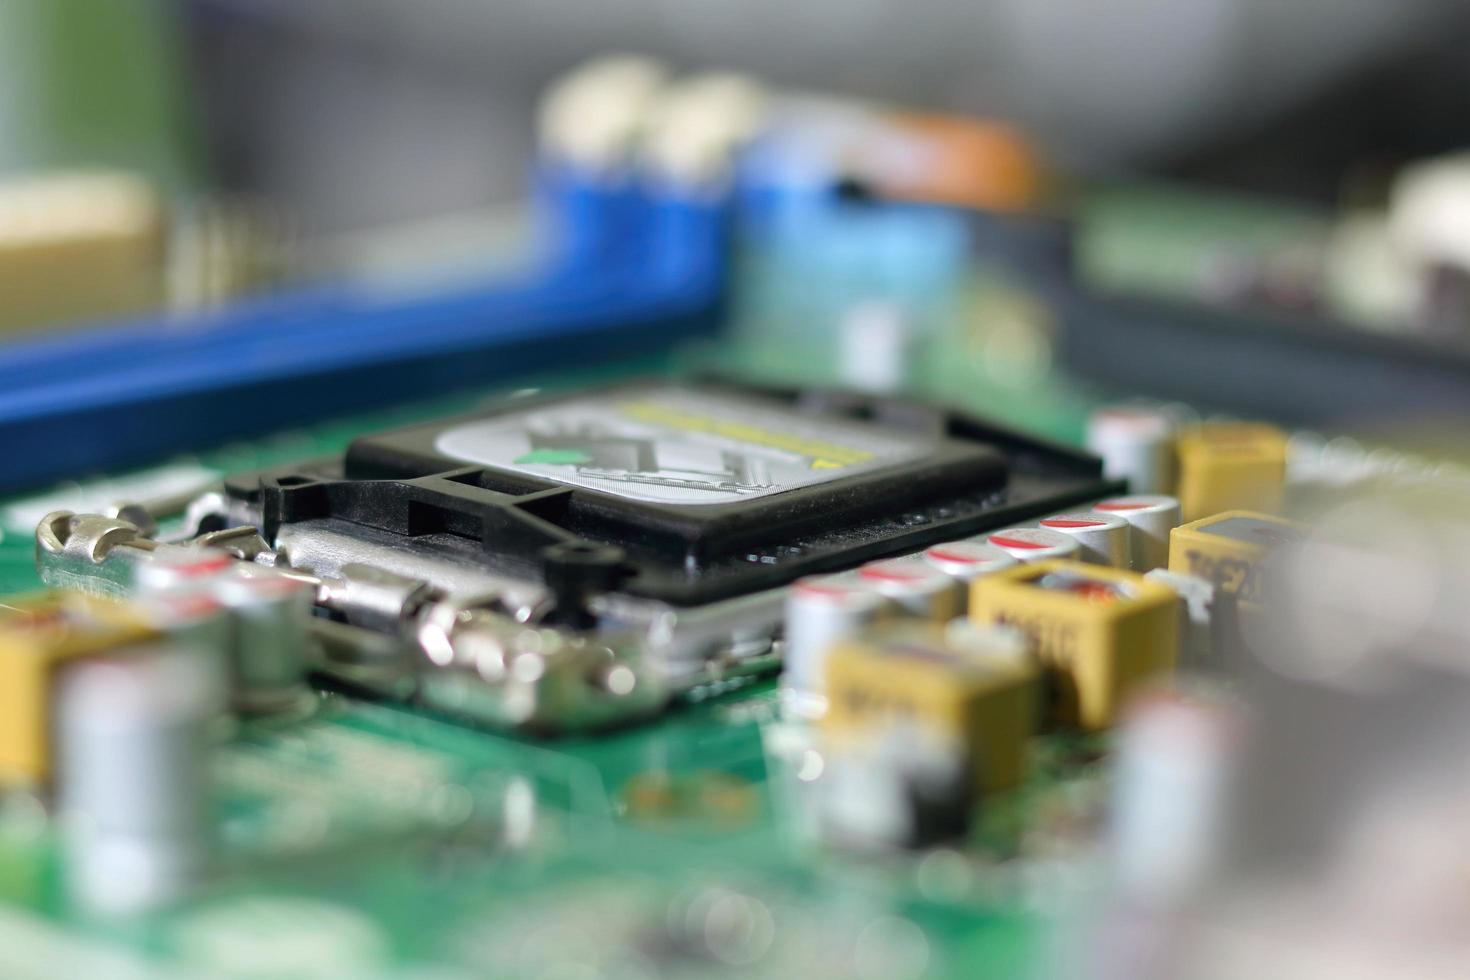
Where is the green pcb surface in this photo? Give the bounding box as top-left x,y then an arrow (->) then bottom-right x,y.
0,349 -> 1106,979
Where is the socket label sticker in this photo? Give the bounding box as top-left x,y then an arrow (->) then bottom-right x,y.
434,386 -> 929,505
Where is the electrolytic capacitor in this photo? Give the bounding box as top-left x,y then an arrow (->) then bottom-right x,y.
1092,495 -> 1182,571
56,643 -> 216,916
138,590 -> 234,716
858,555 -> 964,620
211,571 -> 315,714
921,540 -> 1018,612
1085,405 -> 1177,495
134,550 -> 238,713
1112,687 -> 1242,908
838,300 -> 914,394
984,527 -> 1080,563
133,547 -> 235,594
782,573 -> 888,704
1038,513 -> 1130,567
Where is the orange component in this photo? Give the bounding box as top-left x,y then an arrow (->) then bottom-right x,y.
878,113 -> 1043,211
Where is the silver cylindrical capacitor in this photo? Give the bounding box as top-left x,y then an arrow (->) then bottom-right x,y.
57,644 -> 217,917
138,590 -> 234,716
135,549 -> 238,714
984,527 -> 1080,563
1092,495 -> 1182,571
133,546 -> 236,594
857,556 -> 964,621
212,571 -> 315,714
838,300 -> 913,394
921,540 -> 1018,612
1038,513 -> 1130,567
1112,687 -> 1242,908
783,573 -> 888,703
1085,405 -> 1177,494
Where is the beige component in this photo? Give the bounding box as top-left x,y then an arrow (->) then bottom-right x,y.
538,56 -> 670,171
0,171 -> 165,332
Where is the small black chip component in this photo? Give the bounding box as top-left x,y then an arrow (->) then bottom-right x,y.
228,379 -> 1120,607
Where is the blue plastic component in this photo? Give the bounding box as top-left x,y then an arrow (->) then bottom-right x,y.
0,165 -> 729,491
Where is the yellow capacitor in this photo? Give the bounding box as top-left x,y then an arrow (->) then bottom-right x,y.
1168,510 -> 1304,603
823,621 -> 1039,793
0,592 -> 158,787
1174,422 -> 1288,523
970,560 -> 1178,730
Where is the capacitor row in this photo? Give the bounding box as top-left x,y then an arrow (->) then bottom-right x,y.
783,493 -> 1183,705
784,499 -> 1302,855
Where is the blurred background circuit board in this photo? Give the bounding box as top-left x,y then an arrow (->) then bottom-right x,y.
3,3 -> 1470,978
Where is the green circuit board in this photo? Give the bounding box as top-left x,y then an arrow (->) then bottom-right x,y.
0,342 -> 1117,978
